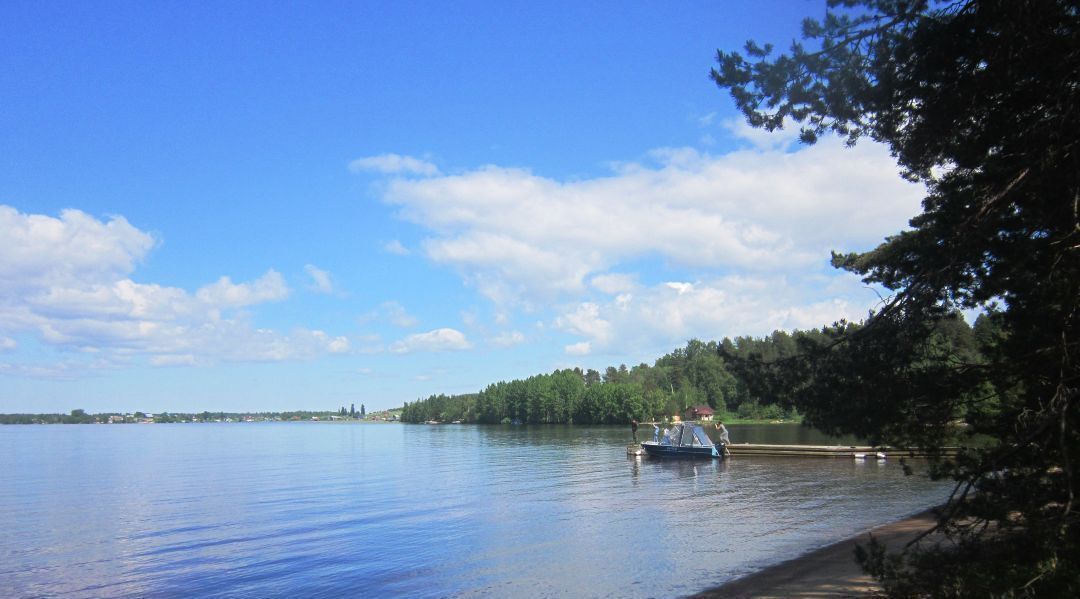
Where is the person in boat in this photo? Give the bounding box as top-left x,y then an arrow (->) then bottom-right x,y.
631,419 -> 638,442
652,424 -> 660,443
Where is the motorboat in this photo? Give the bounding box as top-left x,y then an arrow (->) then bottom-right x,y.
640,422 -> 723,459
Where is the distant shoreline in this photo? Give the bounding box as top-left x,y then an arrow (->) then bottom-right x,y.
691,508 -> 940,598
1,417 -> 797,426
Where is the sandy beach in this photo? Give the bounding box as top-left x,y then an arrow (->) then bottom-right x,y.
692,509 -> 940,598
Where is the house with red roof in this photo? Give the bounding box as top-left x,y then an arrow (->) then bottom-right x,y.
684,405 -> 715,421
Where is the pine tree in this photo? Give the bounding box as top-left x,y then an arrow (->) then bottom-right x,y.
712,1 -> 1080,593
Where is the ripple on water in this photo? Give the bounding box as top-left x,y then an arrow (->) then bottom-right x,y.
0,423 -> 951,598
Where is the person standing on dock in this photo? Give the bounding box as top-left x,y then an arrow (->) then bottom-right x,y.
715,421 -> 731,456
631,419 -> 638,442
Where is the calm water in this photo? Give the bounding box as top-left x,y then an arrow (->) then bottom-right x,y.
0,423 -> 950,598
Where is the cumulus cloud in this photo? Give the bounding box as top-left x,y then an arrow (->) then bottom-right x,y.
0,205 -> 154,290
389,328 -> 471,354
554,303 -> 612,346
349,153 -> 439,176
554,274 -> 873,355
195,271 -> 289,308
373,138 -> 922,305
0,206 -> 349,375
304,264 -> 335,294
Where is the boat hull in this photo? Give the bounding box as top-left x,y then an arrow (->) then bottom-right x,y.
640,442 -> 721,459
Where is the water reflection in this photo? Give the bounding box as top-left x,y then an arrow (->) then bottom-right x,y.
1,423 -> 947,599
642,456 -> 726,479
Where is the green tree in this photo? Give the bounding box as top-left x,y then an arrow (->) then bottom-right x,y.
584,368 -> 601,387
713,0 -> 1079,594
66,409 -> 92,424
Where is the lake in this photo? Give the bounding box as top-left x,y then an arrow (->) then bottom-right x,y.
0,422 -> 951,598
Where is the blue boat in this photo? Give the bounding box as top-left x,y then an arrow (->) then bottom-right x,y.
640,422 -> 723,459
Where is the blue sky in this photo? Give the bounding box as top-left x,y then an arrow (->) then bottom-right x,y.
0,1 -> 924,413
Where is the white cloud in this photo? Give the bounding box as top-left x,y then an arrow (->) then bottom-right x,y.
0,359 -> 106,380
293,329 -> 351,355
384,301 -> 418,328
665,281 -> 694,295
360,301 -> 418,328
554,303 -> 611,346
565,341 -> 592,356
590,273 -> 638,295
723,116 -> 803,151
0,205 -> 154,291
490,330 -> 525,347
373,138 -> 922,306
0,206 -> 349,375
0,336 -> 15,352
349,153 -> 439,176
350,334 -> 385,355
150,354 -> 197,367
383,239 -> 411,255
460,309 -> 479,327
304,264 -> 334,294
389,328 -> 471,354
554,274 -> 873,354
195,271 -> 289,308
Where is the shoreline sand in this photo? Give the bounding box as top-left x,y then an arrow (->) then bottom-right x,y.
691,509 -> 940,598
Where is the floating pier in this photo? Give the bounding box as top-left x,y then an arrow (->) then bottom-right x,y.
725,443 -> 955,459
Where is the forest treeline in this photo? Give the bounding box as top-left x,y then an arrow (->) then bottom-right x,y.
401,312 -> 998,425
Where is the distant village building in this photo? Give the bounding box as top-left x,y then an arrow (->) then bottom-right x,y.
684,406 -> 715,421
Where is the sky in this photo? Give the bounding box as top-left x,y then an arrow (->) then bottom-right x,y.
0,1 -> 925,414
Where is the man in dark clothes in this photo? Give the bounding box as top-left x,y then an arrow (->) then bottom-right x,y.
631,419 -> 638,442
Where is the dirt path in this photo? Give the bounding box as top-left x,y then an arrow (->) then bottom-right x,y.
691,510 -> 939,598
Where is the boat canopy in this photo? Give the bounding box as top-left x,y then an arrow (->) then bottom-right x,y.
661,422 -> 714,448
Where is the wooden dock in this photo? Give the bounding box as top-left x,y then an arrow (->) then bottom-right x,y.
725,443 -> 955,459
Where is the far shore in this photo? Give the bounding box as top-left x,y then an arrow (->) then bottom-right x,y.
691,508 -> 941,598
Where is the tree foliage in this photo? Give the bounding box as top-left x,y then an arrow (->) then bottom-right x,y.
397,331 -> 941,425
713,0 -> 1079,595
